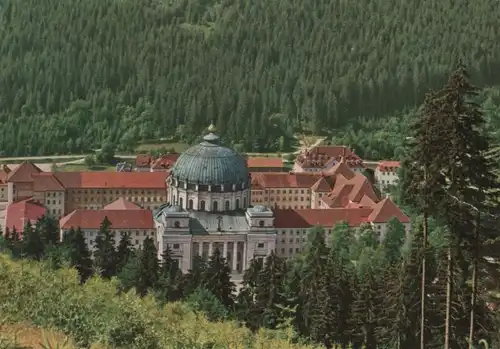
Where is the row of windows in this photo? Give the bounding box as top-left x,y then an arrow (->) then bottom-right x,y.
254,189 -> 310,195
173,197 -> 248,211
85,230 -> 155,237
72,189 -> 163,195
74,196 -> 165,203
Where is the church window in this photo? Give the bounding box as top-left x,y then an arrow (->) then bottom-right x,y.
259,220 -> 264,227
173,195 -> 176,204
179,197 -> 183,208
173,243 -> 180,249
225,200 -> 230,211
188,199 -> 193,209
257,243 -> 264,248
200,200 -> 206,210
235,199 -> 240,209
174,221 -> 180,228
213,201 -> 218,212
243,197 -> 247,208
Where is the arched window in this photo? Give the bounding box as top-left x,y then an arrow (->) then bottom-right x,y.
225,200 -> 230,211
188,199 -> 193,210
235,199 -> 240,209
259,220 -> 265,227
174,221 -> 180,228
243,197 -> 247,208
173,195 -> 176,205
213,201 -> 218,212
200,200 -> 206,211
179,197 -> 183,208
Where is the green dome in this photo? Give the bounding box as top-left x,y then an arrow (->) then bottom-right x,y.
170,133 -> 249,186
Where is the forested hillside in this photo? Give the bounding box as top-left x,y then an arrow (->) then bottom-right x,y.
0,0 -> 499,156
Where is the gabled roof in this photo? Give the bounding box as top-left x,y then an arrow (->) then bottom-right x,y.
368,197 -> 410,223
247,157 -> 283,169
5,198 -> 46,233
135,154 -> 154,168
104,197 -> 142,210
274,208 -> 372,228
251,172 -> 320,188
59,209 -> 154,230
7,161 -> 42,182
295,145 -> 364,169
32,172 -> 65,191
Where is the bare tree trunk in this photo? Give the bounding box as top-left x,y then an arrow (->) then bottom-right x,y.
420,210 -> 428,349
469,211 -> 480,349
444,244 -> 453,349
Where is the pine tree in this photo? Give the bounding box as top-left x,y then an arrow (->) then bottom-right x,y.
36,215 -> 60,247
300,226 -> 329,338
183,255 -> 207,296
202,248 -> 235,308
22,221 -> 43,260
116,232 -> 134,273
117,253 -> 139,293
254,251 -> 286,330
236,258 -> 262,330
10,227 -> 21,259
93,217 -> 117,278
66,227 -> 93,283
136,236 -> 159,297
155,247 -> 183,303
381,218 -> 407,264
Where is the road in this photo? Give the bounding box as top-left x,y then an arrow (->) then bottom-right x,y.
0,154 -> 136,162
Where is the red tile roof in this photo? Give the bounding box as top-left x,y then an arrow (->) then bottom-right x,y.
368,197 -> 410,223
60,209 -> 154,230
32,172 -> 65,191
135,154 -> 154,168
274,208 -> 372,228
151,153 -> 180,170
273,196 -> 409,228
51,172 -> 167,189
104,197 -> 142,210
7,161 -> 42,182
5,198 -> 47,233
247,157 -> 283,169
295,146 -> 364,169
251,172 -> 320,188
376,161 -> 401,172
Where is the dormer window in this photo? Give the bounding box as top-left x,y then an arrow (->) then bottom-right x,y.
259,220 -> 265,227
174,221 -> 180,228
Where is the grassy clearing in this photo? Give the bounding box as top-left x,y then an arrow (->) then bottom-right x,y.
245,152 -> 283,157
0,323 -> 77,349
0,157 -> 84,165
56,164 -> 116,172
135,142 -> 190,153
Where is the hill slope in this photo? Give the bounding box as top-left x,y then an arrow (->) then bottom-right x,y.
0,0 -> 499,156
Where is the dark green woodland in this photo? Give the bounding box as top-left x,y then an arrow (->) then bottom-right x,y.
0,0 -> 499,156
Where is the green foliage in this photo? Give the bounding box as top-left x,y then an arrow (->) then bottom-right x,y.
0,0 -> 499,156
185,287 -> 228,322
93,216 -> 117,278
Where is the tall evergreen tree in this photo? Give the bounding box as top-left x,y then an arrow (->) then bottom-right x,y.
236,258 -> 263,330
381,218 -> 407,264
183,255 -> 207,296
202,248 -> 235,308
155,247 -> 183,303
136,237 -> 159,297
93,217 -> 117,278
117,253 -> 139,293
9,227 -> 21,259
22,221 -> 43,260
65,227 -> 93,283
116,232 -> 134,273
36,215 -> 60,247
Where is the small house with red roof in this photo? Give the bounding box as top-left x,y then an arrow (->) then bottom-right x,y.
4,198 -> 46,234
293,145 -> 364,173
375,161 -> 401,191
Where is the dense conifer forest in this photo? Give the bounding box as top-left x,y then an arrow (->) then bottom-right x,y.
0,0 -> 499,156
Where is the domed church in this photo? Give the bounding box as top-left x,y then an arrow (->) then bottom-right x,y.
155,125 -> 276,283
166,124 -> 251,212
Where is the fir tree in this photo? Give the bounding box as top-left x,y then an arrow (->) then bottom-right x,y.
36,215 -> 60,247
155,247 -> 183,303
117,253 -> 139,293
381,218 -> 407,264
22,221 -> 43,260
254,251 -> 286,330
10,227 -> 21,258
183,255 -> 207,296
66,227 -> 93,283
236,258 -> 263,330
136,237 -> 159,297
116,232 -> 134,273
93,217 -> 117,278
202,248 -> 235,308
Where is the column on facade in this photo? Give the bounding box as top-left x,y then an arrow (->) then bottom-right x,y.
223,241 -> 228,259
232,242 -> 238,272
208,242 -> 213,257
198,241 -> 203,256
242,241 -> 247,270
